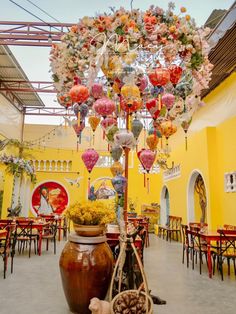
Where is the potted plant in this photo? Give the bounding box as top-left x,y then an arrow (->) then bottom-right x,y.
64,200 -> 115,236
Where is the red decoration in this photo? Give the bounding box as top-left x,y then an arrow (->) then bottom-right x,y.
93,97 -> 116,117
148,67 -> 170,87
169,65 -> 183,86
145,98 -> 161,120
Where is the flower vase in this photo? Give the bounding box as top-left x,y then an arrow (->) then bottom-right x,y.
73,223 -> 105,237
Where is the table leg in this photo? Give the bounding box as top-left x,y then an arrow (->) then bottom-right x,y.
38,228 -> 42,256
58,220 -> 62,241
207,240 -> 212,278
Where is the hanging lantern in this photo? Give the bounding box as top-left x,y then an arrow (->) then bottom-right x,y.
114,130 -> 136,150
80,103 -> 89,119
93,97 -> 116,117
101,117 -> 117,131
131,119 -> 143,140
137,149 -> 156,173
81,148 -> 99,173
146,134 -> 159,151
145,98 -> 161,120
91,83 -> 103,99
169,65 -> 183,86
110,161 -> 124,176
148,126 -> 162,138
160,120 -> 177,147
181,118 -> 192,151
69,77 -> 89,103
162,93 -> 175,111
120,97 -> 142,114
120,76 -> 142,113
57,92 -> 72,108
106,125 -> 119,143
136,76 -> 148,93
72,121 -> 85,150
110,146 -> 123,161
111,175 -> 127,196
88,116 -> 100,132
148,67 -> 170,87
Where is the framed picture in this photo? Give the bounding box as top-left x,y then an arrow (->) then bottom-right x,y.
31,181 -> 69,216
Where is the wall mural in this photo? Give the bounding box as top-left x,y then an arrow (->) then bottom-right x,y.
89,177 -> 116,201
194,174 -> 207,223
31,181 -> 69,216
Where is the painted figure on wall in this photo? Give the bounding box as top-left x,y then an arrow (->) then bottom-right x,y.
32,181 -> 69,216
38,186 -> 54,214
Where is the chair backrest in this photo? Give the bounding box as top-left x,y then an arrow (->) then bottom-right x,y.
15,220 -> 34,238
217,229 -> 236,255
189,222 -> 208,231
0,220 -> 15,231
181,224 -> 189,245
223,224 -> 236,230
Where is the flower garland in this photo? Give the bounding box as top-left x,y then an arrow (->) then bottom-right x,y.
0,154 -> 36,183
50,2 -> 212,97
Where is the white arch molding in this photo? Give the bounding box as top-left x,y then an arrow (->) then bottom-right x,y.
160,185 -> 169,225
187,169 -> 208,224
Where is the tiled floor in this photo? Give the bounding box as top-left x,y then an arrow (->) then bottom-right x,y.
0,235 -> 236,314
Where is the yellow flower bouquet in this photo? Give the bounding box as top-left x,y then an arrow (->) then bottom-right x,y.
64,200 -> 116,226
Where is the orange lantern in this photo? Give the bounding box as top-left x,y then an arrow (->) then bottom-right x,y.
110,161 -> 124,176
88,116 -> 101,132
146,134 -> 159,151
169,65 -> 183,86
57,92 -> 72,108
69,77 -> 89,103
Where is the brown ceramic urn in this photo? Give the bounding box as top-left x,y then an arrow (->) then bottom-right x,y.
59,234 -> 113,314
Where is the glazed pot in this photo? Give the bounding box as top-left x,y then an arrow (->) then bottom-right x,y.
59,234 -> 113,314
73,223 -> 105,237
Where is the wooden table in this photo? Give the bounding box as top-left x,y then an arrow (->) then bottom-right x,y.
188,230 -> 236,278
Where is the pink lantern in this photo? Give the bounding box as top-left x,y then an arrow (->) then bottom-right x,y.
114,130 -> 136,150
81,148 -> 99,173
91,83 -> 104,99
162,93 -> 175,111
93,97 -> 116,117
101,117 -> 117,131
137,149 -> 156,173
72,121 -> 85,137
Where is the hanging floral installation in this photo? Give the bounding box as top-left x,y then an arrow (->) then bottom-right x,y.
50,2 -> 213,225
0,154 -> 36,183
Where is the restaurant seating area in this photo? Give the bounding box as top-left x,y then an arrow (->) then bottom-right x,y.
0,1 -> 236,313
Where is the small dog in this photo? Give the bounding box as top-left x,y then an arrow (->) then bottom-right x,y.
88,297 -> 111,314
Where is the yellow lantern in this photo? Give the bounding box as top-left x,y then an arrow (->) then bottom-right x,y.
110,161 -> 124,176
146,134 -> 159,151
88,116 -> 101,132
160,120 -> 177,139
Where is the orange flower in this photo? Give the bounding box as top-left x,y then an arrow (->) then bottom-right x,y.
180,7 -> 187,13
70,25 -> 78,33
185,15 -> 191,21
169,25 -> 176,33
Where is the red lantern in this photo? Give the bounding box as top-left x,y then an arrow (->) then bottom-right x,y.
169,65 -> 182,86
148,67 -> 170,87
57,92 -> 73,108
93,97 -> 116,117
145,98 -> 161,120
69,77 -> 89,103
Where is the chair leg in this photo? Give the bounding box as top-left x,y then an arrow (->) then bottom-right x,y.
54,238 -> 56,255
227,258 -> 230,276
182,247 -> 185,264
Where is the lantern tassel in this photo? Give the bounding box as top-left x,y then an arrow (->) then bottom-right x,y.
77,138 -> 79,152
93,133 -> 95,146
77,111 -> 80,126
147,177 -> 150,194
88,177 -> 91,197
185,135 -> 188,151
158,94 -> 162,111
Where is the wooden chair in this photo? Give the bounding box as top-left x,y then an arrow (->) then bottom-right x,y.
13,220 -> 38,258
0,226 -> 11,279
42,220 -> 58,254
0,220 -> 16,275
189,226 -> 208,275
181,224 -> 193,268
212,229 -> 236,280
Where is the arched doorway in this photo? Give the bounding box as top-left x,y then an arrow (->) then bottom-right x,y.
187,171 -> 207,224
160,186 -> 170,225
